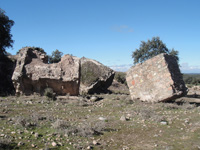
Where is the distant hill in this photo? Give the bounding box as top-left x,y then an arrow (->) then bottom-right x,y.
183,73 -> 200,85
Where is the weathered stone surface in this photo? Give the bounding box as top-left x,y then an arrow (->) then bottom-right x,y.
126,53 -> 188,102
80,57 -> 115,94
12,47 -> 114,95
12,47 -> 80,95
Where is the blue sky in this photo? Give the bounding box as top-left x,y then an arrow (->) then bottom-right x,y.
1,0 -> 200,73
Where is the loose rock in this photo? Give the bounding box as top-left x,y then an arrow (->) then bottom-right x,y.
52,141 -> 57,147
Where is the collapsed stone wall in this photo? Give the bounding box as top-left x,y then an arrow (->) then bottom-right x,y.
12,47 -> 80,96
126,53 -> 188,102
80,57 -> 115,94
12,47 -> 114,96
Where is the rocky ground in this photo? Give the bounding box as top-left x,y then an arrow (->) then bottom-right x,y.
0,84 -> 200,150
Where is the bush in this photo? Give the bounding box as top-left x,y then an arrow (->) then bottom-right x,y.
54,121 -> 106,137
162,103 -> 180,110
183,74 -> 200,85
181,102 -> 196,110
51,119 -> 70,129
44,88 -> 56,100
0,138 -> 17,150
114,72 -> 127,85
76,121 -> 105,137
14,116 -> 37,128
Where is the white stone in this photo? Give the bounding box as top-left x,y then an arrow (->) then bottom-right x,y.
99,117 -> 107,121
52,141 -> 57,147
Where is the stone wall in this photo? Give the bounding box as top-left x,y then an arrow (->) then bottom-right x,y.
12,47 -> 114,96
126,53 -> 188,102
12,48 -> 80,96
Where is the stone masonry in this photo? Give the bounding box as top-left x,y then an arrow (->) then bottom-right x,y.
126,53 -> 188,102
12,47 -> 80,96
12,47 -> 114,96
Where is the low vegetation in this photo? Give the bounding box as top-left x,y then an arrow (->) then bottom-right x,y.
44,88 -> 56,101
183,74 -> 200,86
114,72 -> 127,85
0,86 -> 200,149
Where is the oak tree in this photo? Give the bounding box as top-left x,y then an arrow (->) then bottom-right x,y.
132,37 -> 179,64
0,8 -> 14,56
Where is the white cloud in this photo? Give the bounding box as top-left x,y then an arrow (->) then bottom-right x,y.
110,63 -> 200,74
180,63 -> 200,73
109,64 -> 132,72
111,25 -> 134,33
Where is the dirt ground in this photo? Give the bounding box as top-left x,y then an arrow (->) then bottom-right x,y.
0,85 -> 200,150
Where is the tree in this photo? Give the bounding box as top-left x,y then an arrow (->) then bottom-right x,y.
0,8 -> 14,56
48,49 -> 63,63
132,37 -> 179,64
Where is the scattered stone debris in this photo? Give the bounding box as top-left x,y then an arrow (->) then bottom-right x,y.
90,96 -> 99,102
160,120 -> 168,125
52,141 -> 57,147
120,115 -> 130,121
31,144 -> 36,148
17,141 -> 24,146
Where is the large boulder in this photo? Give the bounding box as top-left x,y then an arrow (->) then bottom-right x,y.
12,47 -> 80,95
80,57 -> 115,94
12,47 -> 114,95
126,53 -> 188,102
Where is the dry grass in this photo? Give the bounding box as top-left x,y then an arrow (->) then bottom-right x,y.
0,93 -> 200,149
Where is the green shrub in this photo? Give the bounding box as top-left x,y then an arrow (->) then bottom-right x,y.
48,49 -> 63,63
0,138 -> 17,150
44,88 -> 55,100
54,121 -> 106,137
183,74 -> 200,85
114,72 -> 127,85
76,121 -> 106,137
14,116 -> 37,128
